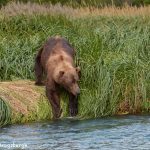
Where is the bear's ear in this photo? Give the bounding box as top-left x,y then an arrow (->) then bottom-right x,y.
59,71 -> 65,78
76,67 -> 81,78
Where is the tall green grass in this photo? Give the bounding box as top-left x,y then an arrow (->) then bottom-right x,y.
0,98 -> 11,127
0,12 -> 150,118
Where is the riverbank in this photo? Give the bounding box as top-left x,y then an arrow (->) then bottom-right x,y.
0,2 -> 150,126
0,80 -> 149,127
0,80 -> 50,126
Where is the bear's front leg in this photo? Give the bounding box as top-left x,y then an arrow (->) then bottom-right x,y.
46,86 -> 62,119
69,93 -> 78,117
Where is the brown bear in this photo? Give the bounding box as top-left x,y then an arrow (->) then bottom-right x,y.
34,36 -> 80,119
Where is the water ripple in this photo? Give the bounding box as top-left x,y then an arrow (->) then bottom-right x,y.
0,115 -> 150,150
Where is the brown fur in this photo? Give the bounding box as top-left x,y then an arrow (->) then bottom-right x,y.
34,36 -> 80,119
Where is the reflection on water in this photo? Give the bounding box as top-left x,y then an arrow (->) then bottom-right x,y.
0,115 -> 150,150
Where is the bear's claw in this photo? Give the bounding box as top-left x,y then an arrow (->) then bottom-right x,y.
70,108 -> 78,117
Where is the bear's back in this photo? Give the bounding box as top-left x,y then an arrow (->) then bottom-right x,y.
41,36 -> 75,70
47,36 -> 74,55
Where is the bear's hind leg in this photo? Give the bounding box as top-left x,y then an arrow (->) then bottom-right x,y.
34,52 -> 44,86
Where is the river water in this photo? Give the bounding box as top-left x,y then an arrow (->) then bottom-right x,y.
0,115 -> 150,150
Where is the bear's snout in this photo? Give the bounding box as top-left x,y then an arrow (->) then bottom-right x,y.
76,87 -> 80,95
71,85 -> 80,96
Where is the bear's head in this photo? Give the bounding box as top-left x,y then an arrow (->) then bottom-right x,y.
55,66 -> 81,96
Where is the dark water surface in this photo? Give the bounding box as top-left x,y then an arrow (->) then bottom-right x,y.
0,115 -> 150,150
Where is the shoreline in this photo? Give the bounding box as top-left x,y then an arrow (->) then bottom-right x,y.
0,80 -> 149,127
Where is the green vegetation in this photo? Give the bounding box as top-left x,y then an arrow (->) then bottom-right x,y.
0,3 -> 150,125
0,98 -> 11,127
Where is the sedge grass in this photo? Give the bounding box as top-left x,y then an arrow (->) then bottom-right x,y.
0,98 -> 11,127
0,2 -> 150,18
